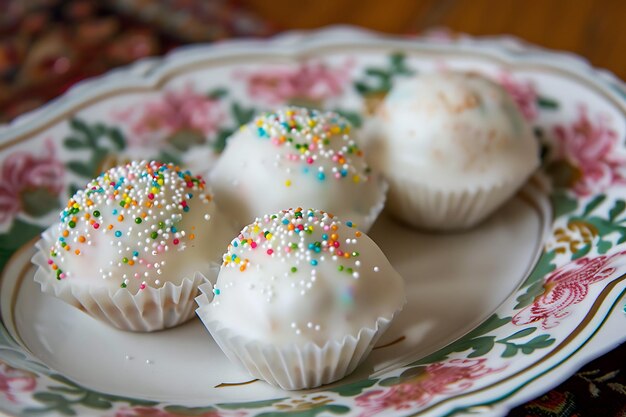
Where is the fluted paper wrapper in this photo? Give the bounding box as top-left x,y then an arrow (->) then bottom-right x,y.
386,174 -> 523,231
195,284 -> 396,390
32,231 -> 211,332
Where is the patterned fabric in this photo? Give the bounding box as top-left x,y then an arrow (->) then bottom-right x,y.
0,1 -> 624,415
0,0 -> 274,122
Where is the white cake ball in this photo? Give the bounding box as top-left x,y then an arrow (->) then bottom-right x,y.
210,107 -> 386,232
34,160 -> 234,331
196,208 -> 405,389
370,71 -> 540,230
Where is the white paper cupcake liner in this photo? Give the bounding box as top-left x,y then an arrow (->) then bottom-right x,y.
385,174 -> 525,231
32,231 -> 214,332
195,284 -> 397,390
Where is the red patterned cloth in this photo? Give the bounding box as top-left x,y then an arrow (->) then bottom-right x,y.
0,1 -> 624,415
0,0 -> 274,122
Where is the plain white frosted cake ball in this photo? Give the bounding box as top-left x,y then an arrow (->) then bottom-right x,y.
369,71 -> 540,230
210,107 -> 386,232
33,160 -> 234,331
196,208 -> 405,390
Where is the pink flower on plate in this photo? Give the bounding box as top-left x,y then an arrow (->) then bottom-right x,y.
115,83 -> 224,148
552,106 -> 625,196
0,360 -> 37,403
513,251 -> 626,329
0,139 -> 65,225
355,359 -> 503,416
497,72 -> 539,121
239,60 -> 353,105
114,406 -> 246,417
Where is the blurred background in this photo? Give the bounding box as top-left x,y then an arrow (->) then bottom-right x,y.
0,0 -> 624,123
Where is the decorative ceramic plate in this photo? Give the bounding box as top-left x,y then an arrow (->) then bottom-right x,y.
0,27 -> 625,417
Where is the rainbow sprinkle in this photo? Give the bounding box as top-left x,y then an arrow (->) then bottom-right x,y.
217,208 -> 369,301
47,160 -> 213,291
248,107 -> 372,186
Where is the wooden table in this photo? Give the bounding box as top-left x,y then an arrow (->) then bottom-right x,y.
245,0 -> 626,80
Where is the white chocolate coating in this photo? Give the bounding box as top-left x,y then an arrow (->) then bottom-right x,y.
210,107 -> 386,231
44,160 -> 233,294
371,72 -> 539,190
202,208 -> 405,346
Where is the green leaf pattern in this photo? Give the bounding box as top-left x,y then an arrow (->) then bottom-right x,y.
23,374 -> 157,416
353,53 -> 414,95
64,118 -> 126,179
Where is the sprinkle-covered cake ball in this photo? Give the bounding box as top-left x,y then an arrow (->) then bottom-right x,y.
369,72 -> 540,230
210,107 -> 386,231
34,160 -> 234,331
196,208 -> 405,389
